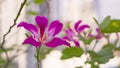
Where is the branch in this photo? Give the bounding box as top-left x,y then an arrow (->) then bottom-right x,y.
3,46 -> 29,68
0,0 -> 27,47
0,0 -> 27,68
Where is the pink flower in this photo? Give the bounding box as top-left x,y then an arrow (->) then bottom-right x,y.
63,28 -> 80,47
63,20 -> 90,47
89,28 -> 103,40
17,16 -> 70,48
74,20 -> 90,33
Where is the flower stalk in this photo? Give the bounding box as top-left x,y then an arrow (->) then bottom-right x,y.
36,47 -> 41,68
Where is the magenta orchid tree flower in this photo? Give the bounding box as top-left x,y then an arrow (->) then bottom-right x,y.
63,28 -> 80,47
89,28 -> 103,40
95,28 -> 103,39
63,20 -> 90,47
17,16 -> 70,48
74,20 -> 90,33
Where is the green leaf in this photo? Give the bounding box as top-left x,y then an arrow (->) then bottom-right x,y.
0,49 -> 4,54
0,58 -> 6,67
34,0 -> 44,4
101,44 -> 114,49
88,51 -> 101,64
76,66 -> 82,68
28,11 -> 38,16
78,35 -> 86,43
102,20 -> 120,33
78,35 -> 94,45
97,45 -> 114,63
91,65 -> 99,68
85,38 -> 94,44
61,47 -> 84,60
93,17 -> 100,27
99,16 -> 111,31
88,44 -> 114,65
25,33 -> 29,38
114,47 -> 120,50
0,47 -> 13,54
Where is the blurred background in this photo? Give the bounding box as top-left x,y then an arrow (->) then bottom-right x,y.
0,0 -> 120,68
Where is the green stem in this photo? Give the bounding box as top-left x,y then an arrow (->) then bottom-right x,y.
36,47 -> 41,68
93,17 -> 100,28
92,40 -> 98,51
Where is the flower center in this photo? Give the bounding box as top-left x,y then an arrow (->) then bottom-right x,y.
39,33 -> 47,43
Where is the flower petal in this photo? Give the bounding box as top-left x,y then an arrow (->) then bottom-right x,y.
48,20 -> 63,37
74,20 -> 82,32
73,40 -> 80,47
35,16 -> 48,38
23,36 -> 41,47
63,28 -> 75,41
78,25 -> 90,33
96,28 -> 103,39
45,37 -> 70,48
63,36 -> 71,41
66,28 -> 75,37
17,22 -> 38,38
88,34 -> 94,38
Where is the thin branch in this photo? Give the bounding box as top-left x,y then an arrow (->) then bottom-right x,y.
92,40 -> 98,51
0,47 -> 9,63
0,0 -> 27,68
0,0 -> 27,47
3,46 -> 29,68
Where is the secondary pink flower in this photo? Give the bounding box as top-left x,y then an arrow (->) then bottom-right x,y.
89,28 -> 103,40
63,20 -> 90,47
95,28 -> 103,39
75,20 -> 90,33
17,16 -> 70,48
63,28 -> 80,47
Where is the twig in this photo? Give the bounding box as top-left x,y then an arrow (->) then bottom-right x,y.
92,40 -> 98,51
0,0 -> 27,47
0,0 -> 27,68
3,46 -> 29,68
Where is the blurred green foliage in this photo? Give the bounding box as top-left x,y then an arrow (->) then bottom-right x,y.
61,16 -> 120,68
34,0 -> 45,4
61,47 -> 83,59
